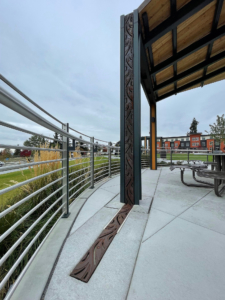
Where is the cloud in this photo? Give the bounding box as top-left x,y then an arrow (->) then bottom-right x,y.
0,0 -> 224,149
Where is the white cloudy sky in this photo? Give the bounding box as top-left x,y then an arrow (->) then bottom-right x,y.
0,0 -> 224,147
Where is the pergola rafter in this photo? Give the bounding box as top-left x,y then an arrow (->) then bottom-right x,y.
144,0 -> 215,46
201,0 -> 224,87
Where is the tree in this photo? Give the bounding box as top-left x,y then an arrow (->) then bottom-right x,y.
205,114 -> 225,142
23,135 -> 45,148
189,118 -> 199,134
53,132 -> 59,143
50,132 -> 62,149
2,148 -> 12,159
14,148 -> 21,156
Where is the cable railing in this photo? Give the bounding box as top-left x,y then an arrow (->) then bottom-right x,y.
0,76 -> 120,298
157,147 -> 213,166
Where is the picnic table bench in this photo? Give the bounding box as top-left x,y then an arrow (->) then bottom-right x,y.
197,170 -> 225,197
170,163 -> 214,188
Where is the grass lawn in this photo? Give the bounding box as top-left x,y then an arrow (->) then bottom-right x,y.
157,153 -> 213,162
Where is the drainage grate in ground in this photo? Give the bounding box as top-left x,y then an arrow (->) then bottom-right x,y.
70,204 -> 133,283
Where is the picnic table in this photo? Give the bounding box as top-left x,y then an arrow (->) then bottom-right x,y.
194,152 -> 225,196
170,163 -> 213,188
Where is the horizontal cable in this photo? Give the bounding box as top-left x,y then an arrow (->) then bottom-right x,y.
0,204 -> 64,291
69,127 -> 91,138
3,206 -> 63,300
69,157 -> 91,161
94,137 -> 109,143
0,194 -> 64,266
94,162 -> 108,167
111,166 -> 120,171
0,74 -> 64,125
0,185 -> 65,242
69,180 -> 91,200
0,144 -> 63,152
0,176 -> 65,219
69,161 -> 91,169
69,176 -> 91,192
0,167 -> 64,196
94,165 -> 108,172
94,172 -> 109,181
70,150 -> 90,153
69,171 -> 91,184
0,87 -> 91,145
0,85 -> 120,150
0,121 -> 61,142
94,169 -> 109,177
69,166 -> 90,176
0,159 -> 65,173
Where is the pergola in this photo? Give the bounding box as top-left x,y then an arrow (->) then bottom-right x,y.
120,0 -> 225,205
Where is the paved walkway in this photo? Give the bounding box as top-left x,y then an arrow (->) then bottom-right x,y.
10,168 -> 225,300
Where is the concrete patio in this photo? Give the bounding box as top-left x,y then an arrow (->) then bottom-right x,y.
10,167 -> 225,300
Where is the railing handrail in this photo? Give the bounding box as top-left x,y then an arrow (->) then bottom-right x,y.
0,75 -> 118,146
0,74 -> 121,296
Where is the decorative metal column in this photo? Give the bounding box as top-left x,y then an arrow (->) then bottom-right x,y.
120,10 -> 141,205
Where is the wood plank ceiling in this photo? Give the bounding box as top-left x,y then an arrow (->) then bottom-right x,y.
139,0 -> 225,102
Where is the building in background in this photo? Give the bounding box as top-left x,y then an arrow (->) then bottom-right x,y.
141,133 -> 224,152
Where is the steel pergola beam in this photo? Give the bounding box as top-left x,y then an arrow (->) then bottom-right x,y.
201,0 -> 224,87
171,0 -> 177,94
144,0 -> 214,47
157,66 -> 225,101
140,35 -> 156,104
154,50 -> 225,92
151,25 -> 225,76
142,12 -> 157,101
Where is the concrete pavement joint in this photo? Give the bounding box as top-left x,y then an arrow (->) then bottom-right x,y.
177,216 -> 225,236
40,183 -> 119,300
148,168 -> 162,214
69,192 -> 120,238
99,187 -> 119,194
142,189 -> 213,244
125,169 -> 162,299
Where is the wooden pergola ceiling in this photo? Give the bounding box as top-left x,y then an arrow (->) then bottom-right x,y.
139,0 -> 225,102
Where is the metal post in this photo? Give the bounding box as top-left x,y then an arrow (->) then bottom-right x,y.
120,15 -> 125,204
150,102 -> 157,170
62,123 -> 70,218
170,147 -> 172,166
108,142 -> 112,178
90,137 -> 94,188
188,148 -> 190,164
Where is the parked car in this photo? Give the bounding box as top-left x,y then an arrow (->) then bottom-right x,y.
0,161 -> 5,167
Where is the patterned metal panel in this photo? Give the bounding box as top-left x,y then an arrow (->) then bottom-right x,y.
70,204 -> 132,282
124,13 -> 134,205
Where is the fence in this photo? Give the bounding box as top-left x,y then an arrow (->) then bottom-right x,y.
0,75 -> 120,298
157,147 -> 213,165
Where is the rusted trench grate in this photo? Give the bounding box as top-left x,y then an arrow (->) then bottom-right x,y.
70,204 -> 133,283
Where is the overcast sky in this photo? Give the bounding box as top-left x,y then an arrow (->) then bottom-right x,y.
0,0 -> 224,148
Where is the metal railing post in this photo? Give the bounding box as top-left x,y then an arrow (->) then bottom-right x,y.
90,137 -> 94,188
108,142 -> 112,178
188,148 -> 190,164
170,147 -> 172,166
62,123 -> 70,218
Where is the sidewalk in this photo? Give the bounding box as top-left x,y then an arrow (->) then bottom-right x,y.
10,168 -> 225,300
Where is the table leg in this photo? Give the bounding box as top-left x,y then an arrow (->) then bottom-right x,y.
215,156 -> 221,185
222,156 -> 225,184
